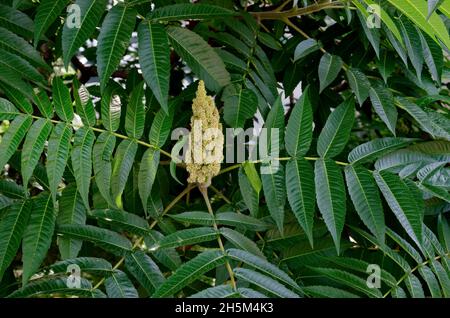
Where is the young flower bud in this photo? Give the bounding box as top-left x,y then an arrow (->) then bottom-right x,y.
185,81 -> 224,187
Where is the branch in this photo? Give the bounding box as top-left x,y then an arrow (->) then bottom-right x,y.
199,185 -> 237,291
91,184 -> 195,291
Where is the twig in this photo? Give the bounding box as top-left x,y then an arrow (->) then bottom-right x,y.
91,185 -> 194,291
198,185 -> 237,291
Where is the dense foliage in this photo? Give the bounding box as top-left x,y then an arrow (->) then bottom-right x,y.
0,0 -> 449,298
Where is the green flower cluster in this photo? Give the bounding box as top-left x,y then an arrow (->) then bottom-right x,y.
185,81 -> 224,187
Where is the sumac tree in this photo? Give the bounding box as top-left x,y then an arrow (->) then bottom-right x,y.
0,0 -> 449,299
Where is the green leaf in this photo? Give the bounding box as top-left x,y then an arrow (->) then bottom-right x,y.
189,285 -> 236,298
222,84 -> 257,129
0,3 -> 35,39
22,193 -> 55,285
0,49 -> 45,84
72,80 -> 96,127
93,132 -> 116,207
420,31 -> 443,84
317,99 -> 355,158
374,170 -> 423,246
219,227 -> 264,258
430,259 -> 450,297
167,26 -> 230,92
285,86 -> 313,157
0,200 -> 31,281
46,123 -> 72,204
0,85 -> 33,116
0,64 -> 34,98
318,53 -> 343,93
261,96 -> 284,158
216,213 -> 269,232
0,195 -> 16,210
387,0 -> 450,49
0,63 -> 33,98
216,48 -> 246,72
398,18 -> 424,79
125,251 -> 165,294
418,265 -> 441,298
8,277 -> 105,298
346,68 -> 371,105
436,0 -> 450,17
285,159 -> 315,247
0,180 -> 25,199
227,248 -> 302,293
0,27 -> 47,68
105,270 -> 138,298
111,139 -> 138,207
314,159 -> 346,254
62,0 -> 108,67
101,82 -> 122,132
71,127 -> 94,209
21,118 -> 52,187
369,82 -> 397,135
238,288 -> 268,298
51,257 -> 112,274
233,268 -> 300,298
138,148 -> 160,211
376,51 -> 396,83
34,90 -> 53,119
258,32 -> 281,51
151,227 -> 218,250
280,235 -> 343,265
138,21 -> 170,112
420,183 -> 450,203
0,114 -> 32,171
152,250 -> 226,298
294,39 -> 320,62
33,0 -> 70,47
144,230 -> 182,271
243,162 -> 262,194
416,161 -> 446,183
149,106 -> 174,148
324,256 -> 398,288
261,163 -> 286,234
405,273 -> 425,298
348,137 -> 417,164
90,209 -> 149,236
149,4 -> 235,21
53,78 -> 74,122
125,81 -> 145,139
311,267 -> 382,298
0,97 -> 21,120
57,224 -> 132,256
361,0 -> 404,44
396,97 -> 450,140
238,167 -> 259,217
384,25 -> 408,66
344,165 -> 385,243
357,10 -> 380,58
303,285 -> 359,298
57,184 -> 87,260
437,214 -> 450,252
169,212 -> 214,226
97,4 -> 136,91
